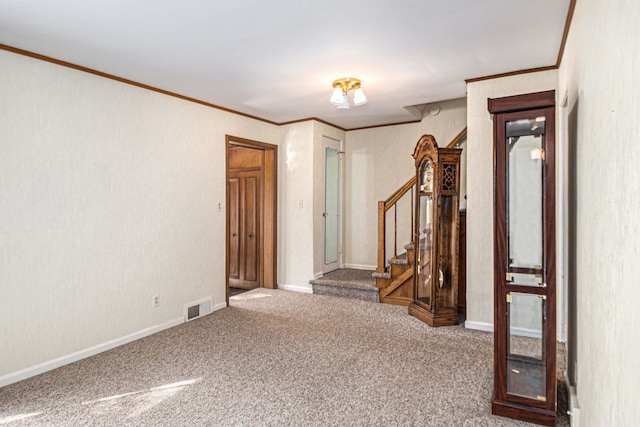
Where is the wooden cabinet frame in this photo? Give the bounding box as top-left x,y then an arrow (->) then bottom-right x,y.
489,90 -> 557,426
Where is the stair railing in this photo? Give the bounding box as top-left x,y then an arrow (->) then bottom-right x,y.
376,127 -> 467,275
376,176 -> 416,274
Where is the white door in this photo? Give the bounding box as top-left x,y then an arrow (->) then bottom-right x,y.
322,136 -> 342,273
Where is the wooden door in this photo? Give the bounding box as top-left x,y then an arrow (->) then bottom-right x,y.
228,170 -> 262,289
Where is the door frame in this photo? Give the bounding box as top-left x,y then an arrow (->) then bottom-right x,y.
225,135 -> 277,304
322,135 -> 343,274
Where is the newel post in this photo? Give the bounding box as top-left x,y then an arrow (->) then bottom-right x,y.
376,200 -> 386,273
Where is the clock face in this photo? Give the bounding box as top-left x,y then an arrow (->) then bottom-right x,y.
420,161 -> 433,192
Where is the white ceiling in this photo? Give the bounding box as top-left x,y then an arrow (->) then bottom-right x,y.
0,0 -> 571,129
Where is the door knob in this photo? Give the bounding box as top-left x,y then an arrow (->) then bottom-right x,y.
232,233 -> 237,237
322,212 -> 328,217
248,234 -> 253,238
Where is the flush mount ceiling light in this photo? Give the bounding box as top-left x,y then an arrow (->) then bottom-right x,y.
329,77 -> 367,109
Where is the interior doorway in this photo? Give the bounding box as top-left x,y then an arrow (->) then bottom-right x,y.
226,136 -> 277,303
322,136 -> 342,274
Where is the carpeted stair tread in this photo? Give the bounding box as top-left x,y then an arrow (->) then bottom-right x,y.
388,252 -> 410,265
310,268 -> 379,302
372,271 -> 391,279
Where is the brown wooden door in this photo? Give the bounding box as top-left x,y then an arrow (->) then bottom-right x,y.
228,170 -> 261,289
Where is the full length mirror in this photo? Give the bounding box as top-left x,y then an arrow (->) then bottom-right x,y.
507,117 -> 545,285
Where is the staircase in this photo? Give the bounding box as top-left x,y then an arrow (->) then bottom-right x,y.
310,129 -> 467,306
373,176 -> 416,306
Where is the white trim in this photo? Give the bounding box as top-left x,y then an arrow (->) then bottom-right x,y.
313,271 -> 323,279
567,376 -> 580,426
278,283 -> 313,294
1,300 -> 229,388
464,320 -> 542,338
212,301 -> 227,313
0,317 -> 183,388
465,320 -> 494,333
511,326 -> 543,339
344,263 -> 376,271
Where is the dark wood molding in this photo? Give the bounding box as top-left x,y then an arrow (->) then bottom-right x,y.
226,135 -> 276,151
466,0 -> 577,84
3,0 -> 578,131
1,44 -> 355,132
465,65 -> 557,84
488,90 -> 555,114
280,117 -> 347,131
348,119 -> 422,132
0,44 -> 279,126
556,0 -> 578,67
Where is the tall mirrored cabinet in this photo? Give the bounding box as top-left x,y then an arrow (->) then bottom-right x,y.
408,135 -> 462,327
488,91 -> 557,426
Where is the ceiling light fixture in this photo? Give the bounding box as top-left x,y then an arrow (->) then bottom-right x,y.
330,77 -> 367,109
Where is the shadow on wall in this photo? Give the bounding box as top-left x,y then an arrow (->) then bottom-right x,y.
567,97 -> 579,388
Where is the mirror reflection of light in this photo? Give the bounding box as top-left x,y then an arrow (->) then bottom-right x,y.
0,412 -> 42,424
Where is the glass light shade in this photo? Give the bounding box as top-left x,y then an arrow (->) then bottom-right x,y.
337,92 -> 350,109
330,88 -> 344,105
353,88 -> 367,106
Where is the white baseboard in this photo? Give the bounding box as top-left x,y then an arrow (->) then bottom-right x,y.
344,263 -> 376,271
463,320 -> 542,339
1,300 -> 228,388
313,271 -> 323,279
212,301 -> 227,312
567,378 -> 580,426
0,317 -> 184,388
465,320 -> 493,333
278,283 -> 313,294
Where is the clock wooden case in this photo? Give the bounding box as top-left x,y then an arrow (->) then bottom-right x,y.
408,135 -> 462,327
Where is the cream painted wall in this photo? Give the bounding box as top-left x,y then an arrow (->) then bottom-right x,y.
465,70 -> 557,332
278,121 -> 316,290
558,0 -> 640,425
0,49 -> 284,380
344,98 -> 467,268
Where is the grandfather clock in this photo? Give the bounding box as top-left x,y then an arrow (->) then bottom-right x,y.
489,91 -> 557,426
408,135 -> 462,327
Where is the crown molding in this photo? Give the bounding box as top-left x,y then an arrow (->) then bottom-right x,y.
0,43 -> 278,125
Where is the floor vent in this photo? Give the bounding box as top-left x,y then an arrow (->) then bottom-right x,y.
184,297 -> 213,322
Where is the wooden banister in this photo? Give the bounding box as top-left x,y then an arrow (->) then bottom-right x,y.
376,128 -> 466,277
376,175 -> 416,274
445,127 -> 467,149
383,176 -> 416,210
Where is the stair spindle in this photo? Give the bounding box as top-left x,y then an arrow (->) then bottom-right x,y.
393,204 -> 398,259
411,186 -> 414,244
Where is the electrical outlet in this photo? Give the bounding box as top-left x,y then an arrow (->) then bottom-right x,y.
216,202 -> 223,211
152,295 -> 160,308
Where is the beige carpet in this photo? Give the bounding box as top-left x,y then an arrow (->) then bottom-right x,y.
0,289 -> 567,426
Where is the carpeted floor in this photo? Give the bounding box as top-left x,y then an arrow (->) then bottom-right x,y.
0,289 -> 568,426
